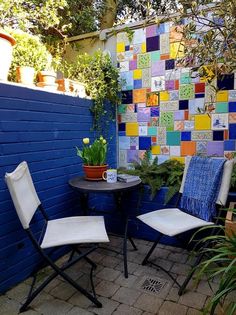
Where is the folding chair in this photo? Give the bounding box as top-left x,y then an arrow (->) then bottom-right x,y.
137,157 -> 234,295
5,161 -> 109,312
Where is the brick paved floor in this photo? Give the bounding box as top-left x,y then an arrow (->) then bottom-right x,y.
1,236 -> 230,315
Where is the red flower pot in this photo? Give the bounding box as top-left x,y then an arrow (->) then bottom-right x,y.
83,165 -> 108,181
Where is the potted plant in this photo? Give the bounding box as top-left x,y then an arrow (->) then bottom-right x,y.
193,209 -> 236,315
0,30 -> 16,81
66,50 -> 121,131
76,136 -> 108,180
7,29 -> 52,85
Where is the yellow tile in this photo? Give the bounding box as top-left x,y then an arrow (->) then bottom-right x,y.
133,69 -> 142,79
199,66 -> 215,83
126,123 -> 139,136
170,156 -> 185,164
117,42 -> 125,53
170,42 -> 184,59
195,114 -> 211,130
160,91 -> 169,101
141,43 -> 146,53
216,91 -> 228,102
151,145 -> 161,155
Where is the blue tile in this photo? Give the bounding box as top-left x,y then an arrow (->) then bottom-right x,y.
118,131 -> 126,136
151,107 -> 159,117
125,45 -> 130,51
195,93 -> 205,98
224,140 -> 235,151
139,137 -> 151,150
118,123 -> 126,131
134,79 -> 142,89
157,23 -> 165,34
181,131 -> 191,141
229,124 -> 236,139
213,130 -> 224,141
179,100 -> 189,110
217,74 -> 234,90
229,102 -> 236,112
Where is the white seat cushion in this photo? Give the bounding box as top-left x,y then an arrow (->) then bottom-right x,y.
41,216 -> 109,249
137,208 -> 214,237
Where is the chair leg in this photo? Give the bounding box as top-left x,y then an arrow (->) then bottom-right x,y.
20,246 -> 102,312
178,252 -> 205,296
123,216 -> 129,278
142,234 -> 162,266
128,236 -> 138,251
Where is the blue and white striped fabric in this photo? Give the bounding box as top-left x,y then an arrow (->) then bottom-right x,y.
180,156 -> 225,221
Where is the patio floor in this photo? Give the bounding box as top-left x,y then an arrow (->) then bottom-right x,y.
1,235 -> 227,315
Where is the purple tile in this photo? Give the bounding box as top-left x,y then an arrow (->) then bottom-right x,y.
206,141 -> 224,156
127,150 -> 139,163
146,36 -> 160,52
146,25 -> 157,38
165,80 -> 175,90
137,107 -> 151,122
151,60 -> 165,76
129,60 -> 137,70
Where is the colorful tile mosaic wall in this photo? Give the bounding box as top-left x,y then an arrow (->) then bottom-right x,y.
117,24 -> 236,167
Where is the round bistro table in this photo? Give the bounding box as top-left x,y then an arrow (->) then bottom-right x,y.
69,176 -> 142,278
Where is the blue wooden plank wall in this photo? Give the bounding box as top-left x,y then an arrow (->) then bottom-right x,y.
0,83 -> 117,293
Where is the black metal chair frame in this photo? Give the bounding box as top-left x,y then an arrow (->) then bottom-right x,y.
141,193 -> 224,295
20,204 -> 102,313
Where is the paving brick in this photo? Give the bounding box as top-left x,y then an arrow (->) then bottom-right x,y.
0,298 -> 20,315
101,256 -> 122,268
50,281 -> 77,300
171,263 -> 192,276
114,274 -> 139,288
43,278 -> 63,293
6,282 -> 31,303
196,280 -> 218,296
23,310 -> 42,315
168,252 -> 188,264
112,287 -> 141,306
159,301 -> 187,315
68,292 -> 93,309
115,261 -> 140,274
134,292 -> 163,313
87,296 -> 119,315
67,306 -> 95,315
186,308 -> 202,315
179,291 -> 207,310
112,303 -> 143,315
34,298 -> 73,315
166,286 -> 180,302
96,267 -> 121,282
95,280 -> 120,298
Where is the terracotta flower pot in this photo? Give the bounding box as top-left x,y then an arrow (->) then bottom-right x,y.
0,31 -> 16,81
16,66 -> 35,85
83,165 -> 108,181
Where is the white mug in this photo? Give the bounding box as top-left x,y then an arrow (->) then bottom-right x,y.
102,169 -> 117,183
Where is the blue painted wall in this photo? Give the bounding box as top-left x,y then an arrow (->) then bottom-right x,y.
0,83 -> 117,293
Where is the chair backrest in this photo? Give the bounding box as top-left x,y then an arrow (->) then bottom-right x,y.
5,161 -> 41,229
179,156 -> 234,206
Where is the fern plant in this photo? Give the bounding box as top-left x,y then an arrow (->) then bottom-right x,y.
119,152 -> 184,203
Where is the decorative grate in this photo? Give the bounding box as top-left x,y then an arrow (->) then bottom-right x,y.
139,276 -> 169,295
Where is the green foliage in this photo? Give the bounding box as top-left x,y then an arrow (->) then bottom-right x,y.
76,136 -> 107,165
119,152 -> 184,203
67,50 -> 121,131
175,0 -> 236,78
7,29 -> 52,82
193,211 -> 236,315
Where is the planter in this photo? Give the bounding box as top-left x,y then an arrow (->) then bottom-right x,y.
56,78 -> 86,97
83,164 -> 108,181
37,71 -> 56,85
0,31 -> 16,81
16,66 -> 35,85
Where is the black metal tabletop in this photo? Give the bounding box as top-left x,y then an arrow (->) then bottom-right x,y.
69,176 -> 142,193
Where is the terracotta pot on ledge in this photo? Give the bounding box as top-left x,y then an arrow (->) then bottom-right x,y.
83,165 -> 108,181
